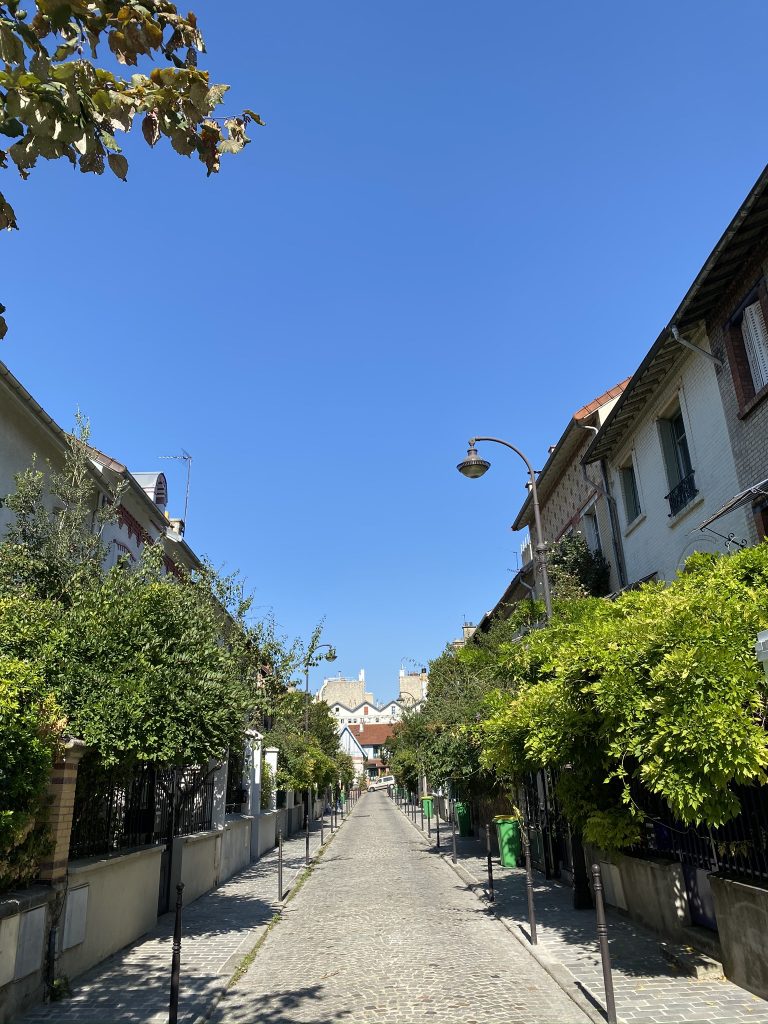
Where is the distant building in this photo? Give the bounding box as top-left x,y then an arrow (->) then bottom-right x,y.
349,723 -> 395,779
316,669 -> 374,710
398,666 -> 428,704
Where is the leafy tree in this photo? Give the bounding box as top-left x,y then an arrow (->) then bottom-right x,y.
479,546 -> 768,848
548,532 -> 610,599
0,654 -> 64,889
0,1 -> 263,337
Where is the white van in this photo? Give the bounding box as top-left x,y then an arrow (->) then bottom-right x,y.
368,775 -> 395,792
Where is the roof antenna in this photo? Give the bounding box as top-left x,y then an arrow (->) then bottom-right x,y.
159,449 -> 192,524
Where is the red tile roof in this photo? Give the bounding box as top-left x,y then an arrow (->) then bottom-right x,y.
573,378 -> 631,421
349,724 -> 394,746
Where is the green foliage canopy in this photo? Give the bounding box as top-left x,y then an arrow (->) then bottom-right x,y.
0,1 -> 263,338
479,547 -> 768,848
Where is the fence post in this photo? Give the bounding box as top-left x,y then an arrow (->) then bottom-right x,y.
451,801 -> 457,864
168,882 -> 184,1024
277,829 -> 283,900
522,825 -> 538,944
485,824 -> 494,902
592,863 -> 618,1024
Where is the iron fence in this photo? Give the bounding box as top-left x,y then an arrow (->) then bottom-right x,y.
69,762 -> 215,860
632,782 -> 768,884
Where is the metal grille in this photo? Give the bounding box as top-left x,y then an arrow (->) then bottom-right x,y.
225,751 -> 247,814
70,763 -> 215,860
665,470 -> 698,516
633,783 -> 768,884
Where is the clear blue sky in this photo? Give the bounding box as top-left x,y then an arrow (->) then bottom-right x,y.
3,2 -> 767,701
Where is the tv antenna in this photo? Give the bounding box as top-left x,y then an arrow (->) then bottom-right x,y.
159,449 -> 192,524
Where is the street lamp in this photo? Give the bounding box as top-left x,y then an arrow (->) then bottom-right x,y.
304,643 -> 337,734
457,437 -> 552,621
302,641 -> 336,862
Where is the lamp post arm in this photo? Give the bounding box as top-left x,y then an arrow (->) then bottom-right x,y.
468,436 -> 552,621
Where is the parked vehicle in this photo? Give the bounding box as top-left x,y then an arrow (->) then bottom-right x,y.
368,774 -> 395,792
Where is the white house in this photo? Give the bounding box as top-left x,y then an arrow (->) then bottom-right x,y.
586,328 -> 751,584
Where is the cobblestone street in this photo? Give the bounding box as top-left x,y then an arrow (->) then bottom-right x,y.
213,793 -> 589,1024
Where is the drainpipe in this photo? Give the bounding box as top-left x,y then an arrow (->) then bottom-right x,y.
578,425 -> 627,591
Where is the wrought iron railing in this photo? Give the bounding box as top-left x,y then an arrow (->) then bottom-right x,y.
69,762 -> 215,860
633,783 -> 768,884
225,751 -> 248,813
665,471 -> 698,516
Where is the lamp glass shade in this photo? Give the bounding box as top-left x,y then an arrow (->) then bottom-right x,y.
457,447 -> 491,479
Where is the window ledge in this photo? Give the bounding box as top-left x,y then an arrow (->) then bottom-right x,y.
738,383 -> 768,420
623,513 -> 646,538
667,494 -> 705,527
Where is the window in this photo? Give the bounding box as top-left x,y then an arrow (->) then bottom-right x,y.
659,408 -> 697,516
581,505 -> 602,553
620,463 -> 641,523
724,287 -> 768,414
741,301 -> 768,393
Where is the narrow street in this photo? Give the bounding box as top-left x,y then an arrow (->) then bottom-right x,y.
213,793 -> 588,1024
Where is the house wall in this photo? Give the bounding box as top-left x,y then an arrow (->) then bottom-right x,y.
708,250 -> 768,543
0,378 -> 66,535
606,345 -> 750,585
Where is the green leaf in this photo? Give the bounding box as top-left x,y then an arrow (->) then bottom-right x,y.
107,152 -> 128,180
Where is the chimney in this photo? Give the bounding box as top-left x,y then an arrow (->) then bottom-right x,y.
359,669 -> 365,683
169,518 -> 185,537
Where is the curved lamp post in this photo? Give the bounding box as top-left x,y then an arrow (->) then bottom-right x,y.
304,643 -> 337,734
457,437 -> 552,621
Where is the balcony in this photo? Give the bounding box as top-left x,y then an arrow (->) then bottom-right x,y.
665,471 -> 698,517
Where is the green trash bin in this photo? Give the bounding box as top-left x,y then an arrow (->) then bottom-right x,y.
420,795 -> 434,818
454,801 -> 473,837
493,815 -> 521,868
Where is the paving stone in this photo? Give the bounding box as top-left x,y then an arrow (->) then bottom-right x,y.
213,793 -> 589,1024
409,800 -> 768,1024
17,819 -> 330,1024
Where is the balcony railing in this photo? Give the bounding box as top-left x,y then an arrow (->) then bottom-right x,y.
665,471 -> 698,517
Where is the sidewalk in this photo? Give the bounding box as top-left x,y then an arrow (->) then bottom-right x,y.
393,797 -> 768,1024
18,812 -> 347,1024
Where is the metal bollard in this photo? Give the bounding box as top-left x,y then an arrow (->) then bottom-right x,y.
277,829 -> 283,900
168,882 -> 184,1024
436,807 -> 441,849
592,863 -> 618,1024
412,793 -> 417,823
420,800 -> 424,830
320,811 -> 325,846
522,825 -> 538,944
451,802 -> 457,864
427,804 -> 432,838
485,824 -> 495,902
305,811 -> 310,866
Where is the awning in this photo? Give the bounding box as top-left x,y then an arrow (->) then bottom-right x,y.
698,478 -> 768,530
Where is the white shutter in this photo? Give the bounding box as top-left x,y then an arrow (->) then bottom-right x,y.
741,301 -> 768,391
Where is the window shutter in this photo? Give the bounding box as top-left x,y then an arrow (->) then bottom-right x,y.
741,301 -> 768,391
658,418 -> 680,488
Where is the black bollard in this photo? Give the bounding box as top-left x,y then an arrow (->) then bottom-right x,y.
168,882 -> 184,1024
592,863 -> 618,1024
451,801 -> 457,864
320,810 -> 325,846
305,810 -> 310,866
485,824 -> 495,902
427,804 -> 432,838
277,829 -> 283,900
522,825 -> 538,944
436,806 -> 441,849
420,800 -> 424,830
412,794 -> 417,823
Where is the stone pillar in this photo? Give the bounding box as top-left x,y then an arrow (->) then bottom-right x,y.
211,757 -> 228,830
38,737 -> 87,884
264,747 -> 278,812
246,731 -> 263,861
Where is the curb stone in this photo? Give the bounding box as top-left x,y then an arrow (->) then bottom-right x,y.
394,800 -> 607,1024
